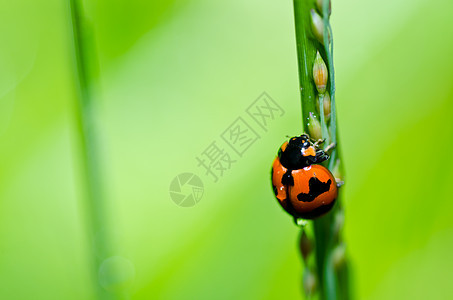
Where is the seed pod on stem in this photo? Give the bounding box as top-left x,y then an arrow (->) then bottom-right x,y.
316,91 -> 331,123
332,244 -> 346,270
316,0 -> 331,17
313,51 -> 328,94
307,112 -> 322,140
333,208 -> 345,238
303,270 -> 317,295
310,9 -> 325,44
299,230 -> 313,261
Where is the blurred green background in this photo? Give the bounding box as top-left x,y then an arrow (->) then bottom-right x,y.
1,0 -> 453,299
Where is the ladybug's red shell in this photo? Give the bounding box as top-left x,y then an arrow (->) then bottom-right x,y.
271,157 -> 337,219
271,157 -> 292,212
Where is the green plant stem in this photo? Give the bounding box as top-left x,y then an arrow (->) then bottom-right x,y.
68,1 -> 116,299
293,0 -> 328,132
293,1 -> 350,299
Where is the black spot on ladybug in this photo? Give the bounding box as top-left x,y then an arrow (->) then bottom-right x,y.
281,170 -> 294,186
297,177 -> 331,202
273,185 -> 278,196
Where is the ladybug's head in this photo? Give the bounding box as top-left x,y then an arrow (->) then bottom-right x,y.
278,134 -> 317,169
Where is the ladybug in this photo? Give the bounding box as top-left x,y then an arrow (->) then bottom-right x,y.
271,134 -> 338,220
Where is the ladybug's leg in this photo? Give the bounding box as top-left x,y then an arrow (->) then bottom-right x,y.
293,217 -> 308,226
310,142 -> 336,164
312,138 -> 325,149
336,179 -> 345,188
313,150 -> 329,163
324,142 -> 336,153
